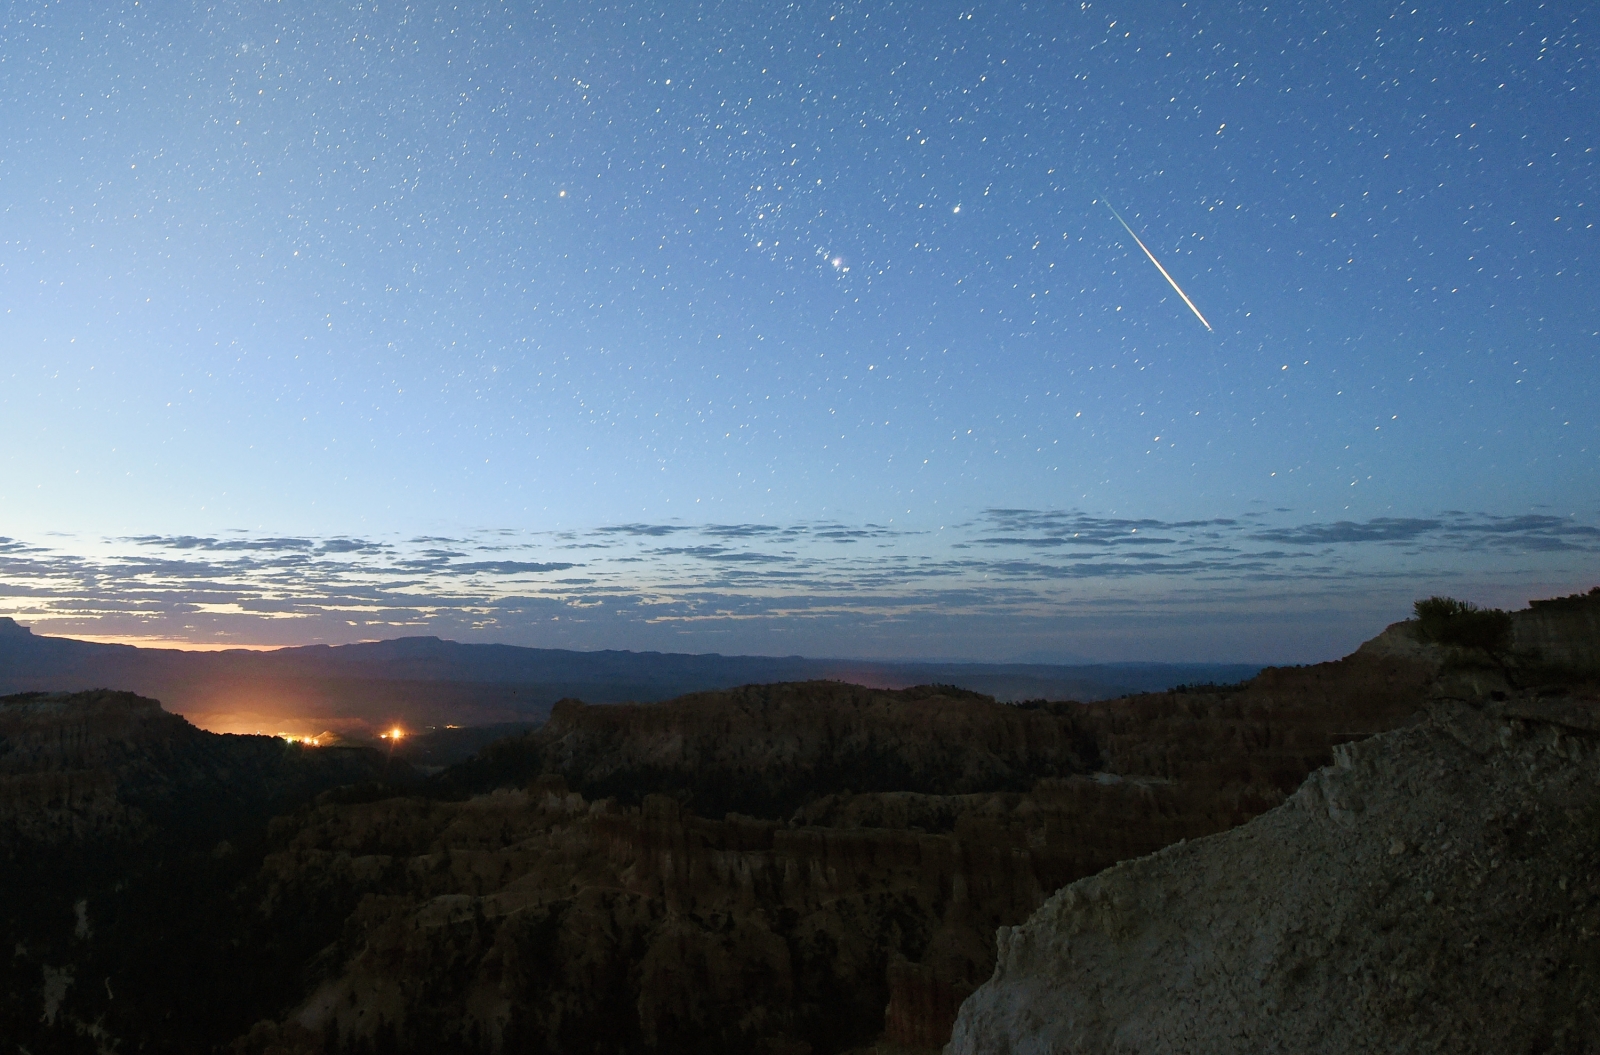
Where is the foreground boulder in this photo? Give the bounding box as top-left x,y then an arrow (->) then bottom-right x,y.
947,685 -> 1600,1054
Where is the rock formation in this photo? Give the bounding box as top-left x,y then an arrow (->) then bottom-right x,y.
0,689 -> 404,844
228,662 -> 1433,1054
1514,587 -> 1600,675
0,690 -> 410,1052
947,632 -> 1600,1053
13,598 -> 1586,1055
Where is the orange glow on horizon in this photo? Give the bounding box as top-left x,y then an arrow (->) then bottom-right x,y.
32,632 -> 293,652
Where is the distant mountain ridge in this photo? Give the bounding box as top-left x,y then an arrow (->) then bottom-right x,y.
0,618 -> 1262,733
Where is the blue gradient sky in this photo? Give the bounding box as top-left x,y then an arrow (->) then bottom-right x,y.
2,1 -> 1595,660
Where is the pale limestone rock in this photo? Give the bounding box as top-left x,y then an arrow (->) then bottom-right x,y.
947,694 -> 1600,1054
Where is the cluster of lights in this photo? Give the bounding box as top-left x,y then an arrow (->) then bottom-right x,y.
279,727 -> 406,745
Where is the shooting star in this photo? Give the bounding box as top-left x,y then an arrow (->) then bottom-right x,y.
1101,199 -> 1213,332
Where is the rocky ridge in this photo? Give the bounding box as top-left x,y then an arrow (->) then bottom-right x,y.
0,617 -> 1260,734
947,615 -> 1600,1054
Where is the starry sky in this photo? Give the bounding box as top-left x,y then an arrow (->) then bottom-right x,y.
1,0 -> 1595,662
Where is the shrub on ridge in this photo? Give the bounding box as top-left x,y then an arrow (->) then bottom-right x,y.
1412,596 -> 1512,651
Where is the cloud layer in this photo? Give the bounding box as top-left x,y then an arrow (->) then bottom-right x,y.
2,508 -> 1595,663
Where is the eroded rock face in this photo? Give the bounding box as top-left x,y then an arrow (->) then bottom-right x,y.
235,664 -> 1436,1054
437,681 -> 1103,814
0,689 -> 198,843
250,777 -> 1187,1054
1515,589 -> 1600,675
0,690 -> 406,845
946,687 -> 1600,1055
0,691 -> 410,1054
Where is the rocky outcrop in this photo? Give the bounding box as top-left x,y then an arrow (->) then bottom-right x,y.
1514,588 -> 1600,675
1357,590 -> 1600,682
946,686 -> 1600,1054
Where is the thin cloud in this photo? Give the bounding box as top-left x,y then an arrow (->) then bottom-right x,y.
700,523 -> 796,539
443,561 -> 580,576
1449,514 -> 1600,541
657,546 -> 795,564
971,534 -> 1177,548
593,523 -> 690,537
124,535 -> 319,552
1248,518 -> 1442,545
316,538 -> 390,555
1246,513 -> 1600,553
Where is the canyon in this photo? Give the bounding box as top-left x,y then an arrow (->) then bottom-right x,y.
4,591 -> 1594,1053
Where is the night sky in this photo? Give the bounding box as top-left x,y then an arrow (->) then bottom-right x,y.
2,1 -> 1595,662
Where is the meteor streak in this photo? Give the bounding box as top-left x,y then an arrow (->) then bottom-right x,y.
1101,199 -> 1214,332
